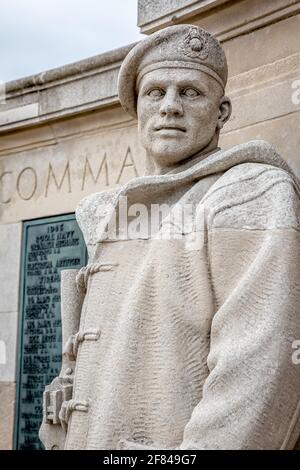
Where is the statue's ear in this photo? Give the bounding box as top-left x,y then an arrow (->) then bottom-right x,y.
217,96 -> 232,130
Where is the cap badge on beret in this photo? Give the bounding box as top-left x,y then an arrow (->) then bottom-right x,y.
178,27 -> 209,61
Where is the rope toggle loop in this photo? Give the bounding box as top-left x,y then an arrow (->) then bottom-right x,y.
76,262 -> 119,294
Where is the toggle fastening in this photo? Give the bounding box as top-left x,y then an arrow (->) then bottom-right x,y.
59,399 -> 89,432
63,328 -> 101,361
76,262 -> 119,294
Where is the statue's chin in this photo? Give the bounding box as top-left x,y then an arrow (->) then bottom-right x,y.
143,129 -> 219,173
147,144 -> 195,168
151,153 -> 189,170
148,143 -> 213,171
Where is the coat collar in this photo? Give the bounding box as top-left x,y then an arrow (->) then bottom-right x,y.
76,140 -> 299,250
116,139 -> 296,200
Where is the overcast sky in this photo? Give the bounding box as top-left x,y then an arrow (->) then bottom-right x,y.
0,0 -> 144,82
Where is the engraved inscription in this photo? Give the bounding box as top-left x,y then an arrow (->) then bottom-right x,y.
116,146 -> 138,184
45,162 -> 71,197
0,146 -> 140,206
15,215 -> 86,449
81,152 -> 109,190
0,171 -> 12,204
17,167 -> 37,200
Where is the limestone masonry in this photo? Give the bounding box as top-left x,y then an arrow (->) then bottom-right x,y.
0,0 -> 300,450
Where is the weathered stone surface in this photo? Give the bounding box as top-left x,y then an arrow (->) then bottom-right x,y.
195,0 -> 300,42
220,111 -> 300,175
0,312 -> 18,382
221,13 -> 300,76
1,3 -> 300,228
0,382 -> 15,450
0,223 -> 22,313
0,108 -> 146,224
137,0 -> 300,184
0,44 -> 135,133
118,24 -> 228,119
138,0 -> 230,34
40,24 -> 300,450
0,0 -> 298,451
68,141 -> 300,450
0,103 -> 39,126
138,0 -> 300,39
39,269 -> 85,451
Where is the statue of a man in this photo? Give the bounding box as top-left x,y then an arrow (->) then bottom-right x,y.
40,25 -> 300,450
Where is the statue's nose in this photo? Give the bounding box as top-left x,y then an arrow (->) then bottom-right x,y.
159,90 -> 183,117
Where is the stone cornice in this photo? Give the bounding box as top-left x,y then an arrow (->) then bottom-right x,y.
0,43 -> 136,133
138,0 -> 230,34
138,0 -> 300,39
138,0 -> 232,34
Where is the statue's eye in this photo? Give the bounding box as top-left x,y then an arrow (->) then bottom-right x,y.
181,88 -> 200,97
147,88 -> 165,98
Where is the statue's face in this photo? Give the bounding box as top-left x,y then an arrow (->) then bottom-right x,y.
137,67 -> 229,168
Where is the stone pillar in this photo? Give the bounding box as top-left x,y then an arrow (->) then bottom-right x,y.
0,222 -> 22,449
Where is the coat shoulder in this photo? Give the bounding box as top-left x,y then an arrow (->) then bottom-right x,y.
202,162 -> 300,230
75,188 -> 119,247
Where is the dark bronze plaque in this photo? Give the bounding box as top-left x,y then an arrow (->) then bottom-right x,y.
14,214 -> 87,449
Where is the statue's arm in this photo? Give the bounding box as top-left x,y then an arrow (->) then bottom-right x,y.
179,173 -> 300,450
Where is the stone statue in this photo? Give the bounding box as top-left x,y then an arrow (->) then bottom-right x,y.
39,25 -> 300,450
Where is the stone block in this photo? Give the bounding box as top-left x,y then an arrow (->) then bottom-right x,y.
0,312 -> 18,382
0,103 -> 39,126
0,109 -> 146,224
0,382 -> 15,450
0,223 -> 22,312
220,111 -> 300,178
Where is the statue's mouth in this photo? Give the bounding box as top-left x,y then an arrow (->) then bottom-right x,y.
155,125 -> 186,133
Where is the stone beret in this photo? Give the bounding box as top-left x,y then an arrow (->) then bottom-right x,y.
118,24 -> 228,118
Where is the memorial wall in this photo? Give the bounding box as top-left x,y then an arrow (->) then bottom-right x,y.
0,0 -> 300,449
0,45 -> 146,449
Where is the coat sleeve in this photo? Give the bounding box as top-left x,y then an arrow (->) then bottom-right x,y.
179,173 -> 300,450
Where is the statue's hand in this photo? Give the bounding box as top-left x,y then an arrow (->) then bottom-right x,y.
43,375 -> 73,427
39,374 -> 73,450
